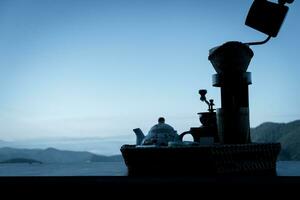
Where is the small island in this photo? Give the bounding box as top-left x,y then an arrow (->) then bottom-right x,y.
0,158 -> 43,164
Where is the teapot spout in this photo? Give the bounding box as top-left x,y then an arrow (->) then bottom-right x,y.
133,128 -> 145,145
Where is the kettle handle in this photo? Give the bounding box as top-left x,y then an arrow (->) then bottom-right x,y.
179,131 -> 192,141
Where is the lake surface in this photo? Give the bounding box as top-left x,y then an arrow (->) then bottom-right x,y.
0,161 -> 299,176
0,162 -> 127,176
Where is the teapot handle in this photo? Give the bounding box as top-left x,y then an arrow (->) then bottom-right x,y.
179,131 -> 192,141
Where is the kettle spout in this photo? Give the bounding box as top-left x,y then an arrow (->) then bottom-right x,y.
133,128 -> 145,145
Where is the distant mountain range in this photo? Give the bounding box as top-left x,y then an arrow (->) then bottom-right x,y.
251,120 -> 300,161
0,147 -> 123,164
0,135 -> 135,156
0,120 -> 299,162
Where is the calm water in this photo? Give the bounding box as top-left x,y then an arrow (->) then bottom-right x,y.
0,162 -> 127,176
0,161 -> 299,176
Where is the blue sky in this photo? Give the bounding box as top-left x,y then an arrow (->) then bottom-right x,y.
0,0 -> 299,140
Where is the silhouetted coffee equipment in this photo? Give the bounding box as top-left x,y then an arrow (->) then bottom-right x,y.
209,42 -> 253,144
121,0 -> 294,176
207,0 -> 294,144
245,0 -> 294,45
178,0 -> 295,145
245,0 -> 293,38
179,90 -> 218,144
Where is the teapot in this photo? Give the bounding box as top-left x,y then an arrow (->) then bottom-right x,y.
133,117 -> 180,146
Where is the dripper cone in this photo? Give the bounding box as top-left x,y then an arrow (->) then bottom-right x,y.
208,41 -> 254,74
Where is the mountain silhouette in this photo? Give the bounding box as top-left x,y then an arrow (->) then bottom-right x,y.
251,120 -> 300,160
0,147 -> 123,163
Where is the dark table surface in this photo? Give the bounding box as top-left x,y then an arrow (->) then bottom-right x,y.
1,175 -> 299,197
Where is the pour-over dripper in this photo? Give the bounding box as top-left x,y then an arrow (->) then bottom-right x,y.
208,41 -> 254,74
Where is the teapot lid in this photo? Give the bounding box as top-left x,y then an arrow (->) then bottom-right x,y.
149,117 -> 176,134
